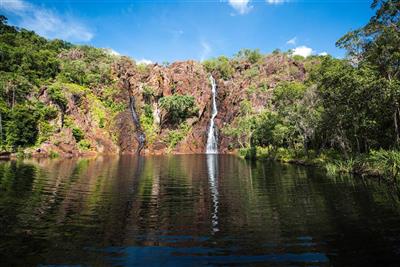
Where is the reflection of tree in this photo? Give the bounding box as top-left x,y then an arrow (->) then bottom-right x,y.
1,155 -> 400,266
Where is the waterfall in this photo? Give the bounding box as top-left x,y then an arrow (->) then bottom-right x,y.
206,76 -> 218,154
129,96 -> 146,154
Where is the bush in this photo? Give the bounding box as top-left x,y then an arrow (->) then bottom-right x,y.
101,86 -> 126,113
36,121 -> 55,144
142,85 -> 155,102
78,139 -> 91,150
165,123 -> 191,150
159,95 -> 198,124
239,147 -> 257,160
244,67 -> 260,78
140,104 -> 158,145
49,150 -> 59,158
235,49 -> 263,64
324,158 -> 356,176
72,127 -> 84,142
47,84 -> 67,111
203,56 -> 234,80
368,149 -> 400,182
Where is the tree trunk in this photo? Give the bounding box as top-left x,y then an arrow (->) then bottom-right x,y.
394,104 -> 400,146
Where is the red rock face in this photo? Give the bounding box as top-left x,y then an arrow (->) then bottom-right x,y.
111,54 -> 308,155
31,54 -> 309,157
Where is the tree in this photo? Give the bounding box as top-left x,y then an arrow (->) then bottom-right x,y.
5,105 -> 39,149
235,49 -> 263,64
159,95 -> 198,125
222,100 -> 258,149
272,82 -> 321,154
337,0 -> 400,145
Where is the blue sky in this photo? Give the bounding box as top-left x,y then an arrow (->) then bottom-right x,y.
1,0 -> 374,63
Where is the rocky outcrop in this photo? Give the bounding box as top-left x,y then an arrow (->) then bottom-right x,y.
111,54 -> 307,154
28,53 -> 309,157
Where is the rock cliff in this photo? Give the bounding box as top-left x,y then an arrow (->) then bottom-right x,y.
31,53 -> 309,157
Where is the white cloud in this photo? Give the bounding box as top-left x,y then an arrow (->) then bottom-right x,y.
292,46 -> 314,57
286,37 -> 297,46
104,48 -> 121,56
0,0 -> 94,42
266,0 -> 286,4
1,0 -> 30,12
200,41 -> 212,61
319,52 -> 328,56
136,59 -> 153,65
228,0 -> 252,15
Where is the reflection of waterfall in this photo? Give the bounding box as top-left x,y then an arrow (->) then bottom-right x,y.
207,154 -> 219,233
129,96 -> 146,154
206,76 -> 218,154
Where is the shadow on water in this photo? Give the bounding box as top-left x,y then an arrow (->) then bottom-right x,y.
0,155 -> 400,266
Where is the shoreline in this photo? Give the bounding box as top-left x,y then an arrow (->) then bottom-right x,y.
1,148 -> 395,185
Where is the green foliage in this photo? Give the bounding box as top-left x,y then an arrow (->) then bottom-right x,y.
5,105 -> 38,149
57,46 -> 115,87
273,82 -> 306,105
222,100 -> 258,149
165,123 -> 191,150
78,139 -> 91,151
0,18 -> 68,86
203,56 -> 234,80
324,159 -> 356,176
87,95 -> 107,128
136,63 -> 150,74
34,103 -> 58,121
244,66 -> 260,78
369,149 -> 400,181
159,95 -> 198,124
47,84 -> 68,111
49,150 -> 59,158
140,104 -> 158,145
235,49 -> 263,64
72,127 -> 84,142
0,73 -> 31,107
142,85 -> 155,101
101,86 -> 126,113
36,121 -> 56,144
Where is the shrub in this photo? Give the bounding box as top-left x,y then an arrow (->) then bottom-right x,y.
36,121 -> 55,144
47,84 -> 68,111
368,150 -> 400,182
140,104 -> 158,145
165,123 -> 191,150
49,150 -> 59,158
78,139 -> 91,150
142,85 -> 155,102
244,67 -> 260,78
101,86 -> 126,113
235,49 -> 263,64
159,95 -> 198,124
72,127 -> 84,142
239,147 -> 256,160
203,56 -> 234,80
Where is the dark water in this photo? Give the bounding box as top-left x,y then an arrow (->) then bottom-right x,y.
1,155 -> 400,266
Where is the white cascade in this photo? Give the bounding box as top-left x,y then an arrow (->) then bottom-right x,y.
206,76 -> 218,154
